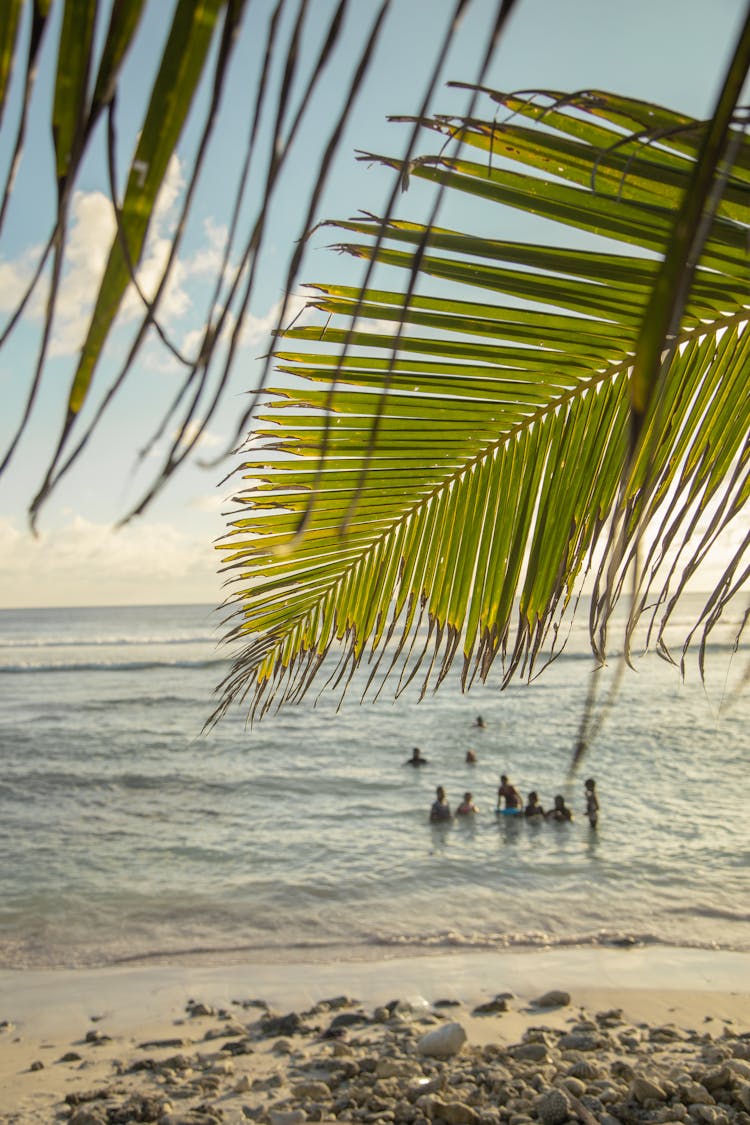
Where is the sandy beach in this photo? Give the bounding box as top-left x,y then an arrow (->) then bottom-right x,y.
2,946 -> 749,1124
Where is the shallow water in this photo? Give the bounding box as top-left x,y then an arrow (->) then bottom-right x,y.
0,601 -> 747,968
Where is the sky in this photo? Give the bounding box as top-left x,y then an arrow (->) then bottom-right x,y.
0,0 -> 746,608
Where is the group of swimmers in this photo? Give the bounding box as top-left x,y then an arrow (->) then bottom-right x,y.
428,775 -> 600,828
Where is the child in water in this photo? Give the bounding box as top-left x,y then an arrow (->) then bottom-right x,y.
585,778 -> 599,828
456,791 -> 479,815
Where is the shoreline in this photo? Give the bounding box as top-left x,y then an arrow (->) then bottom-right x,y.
2,945 -> 749,1123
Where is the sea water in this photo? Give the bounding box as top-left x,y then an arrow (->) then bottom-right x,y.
0,600 -> 748,969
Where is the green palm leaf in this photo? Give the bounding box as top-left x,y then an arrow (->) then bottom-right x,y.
216,88 -> 749,722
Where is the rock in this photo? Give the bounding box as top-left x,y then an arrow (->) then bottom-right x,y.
261,1012 -> 304,1037
679,1082 -> 714,1105
513,1043 -> 549,1062
473,996 -> 509,1015
736,1084 -> 750,1112
328,1010 -> 369,1030
567,1061 -> 601,1081
536,1088 -> 570,1125
204,1021 -> 246,1039
292,1079 -> 332,1099
558,1033 -> 601,1052
269,1111 -> 307,1125
630,1076 -> 668,1103
702,1066 -> 733,1091
186,1001 -> 215,1017
561,1077 -> 587,1098
396,995 -> 431,1015
417,1021 -> 467,1058
690,1107 -> 725,1125
59,1050 -> 83,1062
408,1076 -> 442,1100
29,1059 -> 44,1071
68,1110 -> 108,1125
376,1058 -> 421,1079
432,1098 -> 481,1124
533,991 -> 571,1009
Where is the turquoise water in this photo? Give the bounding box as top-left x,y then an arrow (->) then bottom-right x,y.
0,601 -> 747,969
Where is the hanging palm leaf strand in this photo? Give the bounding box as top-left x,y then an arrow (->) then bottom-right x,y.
215,89 -> 750,723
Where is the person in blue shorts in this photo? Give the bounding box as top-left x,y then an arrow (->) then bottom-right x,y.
497,774 -> 522,812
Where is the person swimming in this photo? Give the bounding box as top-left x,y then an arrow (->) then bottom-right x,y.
584,778 -> 599,828
405,747 -> 428,767
465,749 -> 477,765
546,794 -> 573,822
456,791 -> 478,815
430,785 -> 452,822
524,791 -> 545,818
474,715 -> 485,729
497,774 -> 522,811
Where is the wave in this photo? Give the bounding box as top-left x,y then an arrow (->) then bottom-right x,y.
0,633 -> 216,649
665,905 -> 750,923
0,927 -> 744,972
369,928 -> 732,954
0,657 -> 228,675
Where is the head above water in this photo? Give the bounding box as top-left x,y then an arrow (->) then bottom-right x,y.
436,786 -> 445,801
527,791 -> 538,804
554,794 -> 565,809
463,792 -> 472,802
585,777 -> 596,791
500,774 -> 508,785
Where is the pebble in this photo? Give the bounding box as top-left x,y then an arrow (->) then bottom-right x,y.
18,990 -> 750,1125
534,991 -> 572,1008
417,1021 -> 467,1058
513,1043 -> 549,1062
536,1088 -> 570,1124
631,1075 -> 668,1102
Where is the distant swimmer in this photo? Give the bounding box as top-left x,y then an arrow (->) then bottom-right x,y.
474,715 -> 486,729
430,785 -> 452,822
465,749 -> 477,765
546,794 -> 573,822
497,774 -> 522,811
584,778 -> 599,828
456,791 -> 478,816
524,791 -> 545,818
405,747 -> 428,767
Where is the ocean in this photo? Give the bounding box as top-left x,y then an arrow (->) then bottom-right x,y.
0,600 -> 747,970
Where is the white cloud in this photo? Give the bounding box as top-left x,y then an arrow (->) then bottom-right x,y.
238,290 -> 313,349
0,247 -> 38,312
189,493 -> 228,514
44,189 -> 117,355
173,420 -> 223,451
0,516 -> 222,607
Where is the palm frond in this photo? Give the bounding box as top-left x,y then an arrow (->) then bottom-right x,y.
215,88 -> 750,723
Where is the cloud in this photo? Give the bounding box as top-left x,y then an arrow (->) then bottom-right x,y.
173,420 -> 223,451
238,290 -> 313,349
0,516 -> 222,607
0,247 -> 38,313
